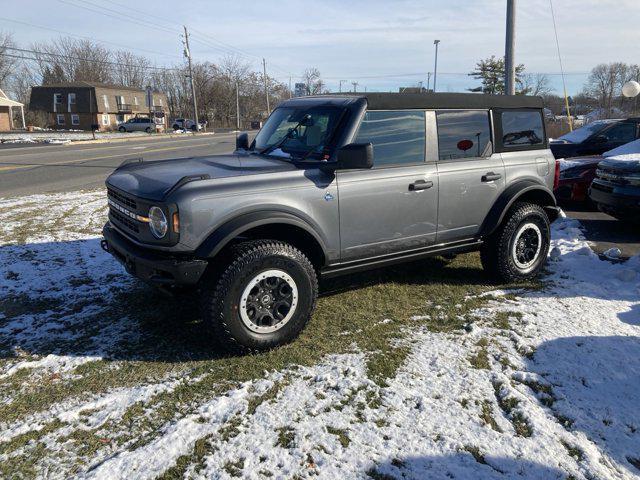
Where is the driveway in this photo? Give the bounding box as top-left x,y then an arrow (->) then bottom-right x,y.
563,204 -> 640,259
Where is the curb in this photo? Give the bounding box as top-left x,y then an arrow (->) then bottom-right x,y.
65,131 -> 219,146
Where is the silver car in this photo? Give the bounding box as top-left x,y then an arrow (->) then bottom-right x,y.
118,117 -> 156,133
102,92 -> 559,351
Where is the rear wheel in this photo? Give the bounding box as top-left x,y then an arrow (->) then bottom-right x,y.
481,202 -> 550,282
145,126 -> 151,133
118,126 -> 126,133
200,240 -> 318,351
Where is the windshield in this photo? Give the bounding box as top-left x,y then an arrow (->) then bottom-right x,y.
556,120 -> 616,144
253,106 -> 344,160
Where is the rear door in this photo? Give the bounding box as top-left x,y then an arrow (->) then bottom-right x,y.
435,110 -> 505,243
337,110 -> 439,261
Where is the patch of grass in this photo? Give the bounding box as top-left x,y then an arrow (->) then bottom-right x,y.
326,426 -> 350,448
468,338 -> 491,370
517,378 -> 555,407
275,426 -> 295,449
157,435 -> 213,480
479,400 -> 502,432
464,445 -> 487,465
366,468 -> 396,480
223,458 -> 245,477
493,382 -> 533,437
561,440 -> 584,462
218,415 -> 243,441
246,380 -> 288,415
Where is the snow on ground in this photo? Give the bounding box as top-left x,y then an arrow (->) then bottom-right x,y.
0,190 -> 639,479
0,131 -> 151,144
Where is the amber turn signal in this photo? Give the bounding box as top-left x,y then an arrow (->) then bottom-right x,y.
172,212 -> 180,233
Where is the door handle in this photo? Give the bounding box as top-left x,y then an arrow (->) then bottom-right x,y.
409,180 -> 434,191
482,172 -> 502,182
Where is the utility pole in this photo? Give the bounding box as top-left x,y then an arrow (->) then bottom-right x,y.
505,0 -> 516,95
289,76 -> 292,99
339,80 -> 346,93
235,81 -> 240,131
183,25 -> 199,132
426,72 -> 432,92
433,40 -> 440,92
352,81 -> 358,93
262,58 -> 270,115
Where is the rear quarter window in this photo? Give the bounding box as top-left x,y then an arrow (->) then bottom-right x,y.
496,109 -> 546,151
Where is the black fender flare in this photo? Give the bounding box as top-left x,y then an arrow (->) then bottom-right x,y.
480,180 -> 558,238
194,210 -> 329,261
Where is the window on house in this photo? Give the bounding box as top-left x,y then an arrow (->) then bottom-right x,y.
436,110 -> 492,160
103,94 -> 109,109
68,93 -> 76,105
500,110 -> 544,147
133,96 -> 138,106
56,114 -> 65,125
354,110 -> 426,167
102,114 -> 110,126
71,114 -> 80,126
54,93 -> 63,104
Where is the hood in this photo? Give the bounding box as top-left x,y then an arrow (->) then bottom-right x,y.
598,156 -> 640,173
106,153 -> 297,201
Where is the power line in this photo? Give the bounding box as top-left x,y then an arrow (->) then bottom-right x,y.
4,46 -> 180,72
549,0 -> 573,130
0,16 -> 182,59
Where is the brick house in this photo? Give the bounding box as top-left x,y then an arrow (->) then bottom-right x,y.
29,81 -> 168,131
0,89 -> 25,131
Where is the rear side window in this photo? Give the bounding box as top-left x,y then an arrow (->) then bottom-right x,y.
436,110 -> 491,160
601,122 -> 637,143
499,110 -> 544,147
354,110 -> 425,167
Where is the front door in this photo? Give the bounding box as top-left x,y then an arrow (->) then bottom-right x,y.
337,110 -> 438,261
434,110 -> 505,243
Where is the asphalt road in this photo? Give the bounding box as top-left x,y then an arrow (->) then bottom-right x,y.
563,204 -> 640,259
0,133 -> 239,197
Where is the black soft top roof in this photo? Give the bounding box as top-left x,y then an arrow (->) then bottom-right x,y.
282,92 -> 543,110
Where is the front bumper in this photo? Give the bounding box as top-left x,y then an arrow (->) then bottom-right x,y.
589,182 -> 640,217
102,222 -> 208,286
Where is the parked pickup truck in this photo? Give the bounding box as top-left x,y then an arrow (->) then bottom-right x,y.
102,92 -> 558,350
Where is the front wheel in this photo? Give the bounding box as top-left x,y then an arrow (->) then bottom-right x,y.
145,127 -> 151,133
118,126 -> 126,132
200,240 -> 318,351
481,202 -> 551,282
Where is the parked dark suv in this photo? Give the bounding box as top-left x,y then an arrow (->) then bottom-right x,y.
102,93 -> 558,350
550,118 -> 640,159
590,156 -> 640,221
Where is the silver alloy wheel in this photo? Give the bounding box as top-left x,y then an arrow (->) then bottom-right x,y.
239,269 -> 299,333
511,222 -> 543,272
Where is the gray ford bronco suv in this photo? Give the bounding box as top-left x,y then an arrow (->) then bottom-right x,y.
102,92 -> 558,350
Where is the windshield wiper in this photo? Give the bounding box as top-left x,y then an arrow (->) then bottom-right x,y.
258,114 -> 311,156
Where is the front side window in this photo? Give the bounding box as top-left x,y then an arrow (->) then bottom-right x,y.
253,106 -> 345,160
354,110 -> 425,167
601,122 -> 637,143
436,110 -> 491,160
501,110 -> 544,147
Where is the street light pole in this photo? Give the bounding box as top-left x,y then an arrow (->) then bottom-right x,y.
183,26 -> 199,132
505,0 -> 517,95
433,40 -> 440,92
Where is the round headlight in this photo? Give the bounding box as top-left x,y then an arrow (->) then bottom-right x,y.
148,206 -> 168,238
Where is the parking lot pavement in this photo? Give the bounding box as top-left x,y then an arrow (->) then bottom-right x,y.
563,204 -> 640,259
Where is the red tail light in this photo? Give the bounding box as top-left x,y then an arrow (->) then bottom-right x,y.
553,159 -> 560,190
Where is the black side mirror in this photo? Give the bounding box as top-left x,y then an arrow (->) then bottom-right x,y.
336,143 -> 374,170
236,132 -> 249,150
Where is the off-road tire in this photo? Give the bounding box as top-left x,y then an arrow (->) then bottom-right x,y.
200,240 -> 318,351
480,202 -> 550,282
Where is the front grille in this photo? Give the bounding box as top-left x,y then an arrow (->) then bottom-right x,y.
110,209 -> 140,233
107,188 -> 137,210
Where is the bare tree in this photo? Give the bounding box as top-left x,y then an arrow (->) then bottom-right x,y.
0,32 -> 18,91
301,68 -> 324,95
521,73 -> 553,96
112,50 -> 150,88
584,63 -> 627,117
31,37 -> 112,83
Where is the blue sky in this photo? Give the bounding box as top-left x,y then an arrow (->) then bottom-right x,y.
3,0 -> 639,95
